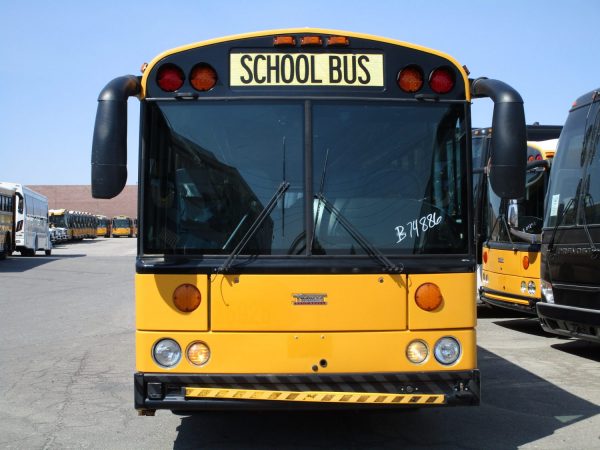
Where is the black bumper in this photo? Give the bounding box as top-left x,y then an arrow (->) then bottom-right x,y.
537,302 -> 600,343
134,371 -> 480,412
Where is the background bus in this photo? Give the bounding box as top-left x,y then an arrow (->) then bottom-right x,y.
0,182 -> 51,256
538,89 -> 600,343
479,139 -> 559,314
0,184 -> 16,259
49,209 -> 98,240
91,29 -> 526,414
111,215 -> 134,238
96,215 -> 111,237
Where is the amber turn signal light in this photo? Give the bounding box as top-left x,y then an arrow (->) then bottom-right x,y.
190,63 -> 217,91
173,284 -> 201,312
415,283 -> 443,311
397,65 -> 424,93
522,255 -> 530,270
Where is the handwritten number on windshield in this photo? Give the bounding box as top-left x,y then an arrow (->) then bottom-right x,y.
395,213 -> 443,243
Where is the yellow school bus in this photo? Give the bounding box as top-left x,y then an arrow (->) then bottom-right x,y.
111,215 -> 134,237
0,184 -> 16,259
90,29 -> 527,414
480,139 -> 558,314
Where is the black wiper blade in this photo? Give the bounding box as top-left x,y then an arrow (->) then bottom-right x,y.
315,194 -> 403,273
548,195 -> 576,253
217,181 -> 290,273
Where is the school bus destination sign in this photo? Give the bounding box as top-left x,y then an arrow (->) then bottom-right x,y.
230,52 -> 384,87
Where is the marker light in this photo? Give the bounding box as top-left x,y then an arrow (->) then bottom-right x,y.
429,66 -> 455,94
173,284 -> 201,312
522,255 -> 530,270
187,341 -> 211,366
157,64 -> 184,92
397,65 -> 424,93
190,63 -> 218,91
415,283 -> 443,311
273,36 -> 296,46
483,250 -> 488,264
327,36 -> 349,46
406,340 -> 429,364
301,36 -> 323,46
153,339 -> 181,368
434,337 -> 461,365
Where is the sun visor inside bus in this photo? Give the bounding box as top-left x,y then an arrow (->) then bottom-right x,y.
91,75 -> 141,199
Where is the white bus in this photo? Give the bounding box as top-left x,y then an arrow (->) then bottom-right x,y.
0,182 -> 51,256
0,184 -> 16,259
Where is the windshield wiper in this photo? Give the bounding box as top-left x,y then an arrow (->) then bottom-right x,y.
217,181 -> 290,273
315,193 -> 403,273
581,175 -> 600,257
547,193 -> 577,254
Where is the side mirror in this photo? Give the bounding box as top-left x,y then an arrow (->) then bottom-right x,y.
91,76 -> 141,199
471,78 -> 527,200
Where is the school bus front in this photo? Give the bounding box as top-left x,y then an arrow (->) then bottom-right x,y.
91,29 -> 527,413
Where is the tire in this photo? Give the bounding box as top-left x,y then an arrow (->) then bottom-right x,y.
0,234 -> 9,260
45,249 -> 52,256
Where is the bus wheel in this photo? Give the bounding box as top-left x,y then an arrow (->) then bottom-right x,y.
0,235 -> 8,260
45,249 -> 52,256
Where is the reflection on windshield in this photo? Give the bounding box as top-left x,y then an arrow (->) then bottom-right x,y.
142,101 -> 468,256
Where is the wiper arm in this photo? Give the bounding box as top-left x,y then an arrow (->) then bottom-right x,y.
548,195 -> 576,254
217,181 -> 290,273
581,175 -> 600,256
315,193 -> 403,273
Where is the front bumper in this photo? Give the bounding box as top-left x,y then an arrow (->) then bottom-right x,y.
479,287 -> 537,315
537,302 -> 600,343
134,370 -> 480,412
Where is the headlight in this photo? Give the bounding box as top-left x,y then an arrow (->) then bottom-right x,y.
153,338 -> 181,368
541,279 -> 554,303
434,337 -> 461,365
527,281 -> 536,295
406,340 -> 429,364
520,281 -> 527,293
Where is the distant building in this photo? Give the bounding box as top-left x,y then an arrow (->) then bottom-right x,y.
29,185 -> 137,219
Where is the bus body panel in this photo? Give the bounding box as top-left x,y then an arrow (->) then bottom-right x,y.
135,328 -> 476,374
407,273 -> 476,330
210,274 -> 407,332
480,246 -> 541,311
136,274 -> 209,331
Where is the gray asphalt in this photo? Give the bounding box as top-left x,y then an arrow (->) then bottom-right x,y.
0,237 -> 598,449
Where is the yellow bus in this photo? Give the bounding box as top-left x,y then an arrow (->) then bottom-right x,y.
479,139 -> 559,314
90,29 -> 526,414
49,209 -> 97,240
0,184 -> 16,259
96,215 -> 110,237
112,215 -> 134,237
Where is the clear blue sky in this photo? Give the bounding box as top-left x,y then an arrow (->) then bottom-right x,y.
1,0 -> 598,185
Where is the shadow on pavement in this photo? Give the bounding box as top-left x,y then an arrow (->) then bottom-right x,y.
551,340 -> 600,362
0,253 -> 84,272
172,347 -> 600,449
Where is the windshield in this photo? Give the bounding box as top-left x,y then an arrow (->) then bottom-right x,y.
49,215 -> 66,228
486,146 -> 550,241
143,100 -> 468,256
544,106 -> 592,228
113,219 -> 131,228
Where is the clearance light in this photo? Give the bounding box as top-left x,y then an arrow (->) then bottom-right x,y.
153,339 -> 181,368
301,36 -> 323,46
522,255 -> 530,270
434,337 -> 460,365
157,64 -> 185,92
535,154 -> 543,161
414,283 -> 443,311
327,36 -> 349,46
173,284 -> 201,312
187,341 -> 211,366
397,65 -> 424,93
273,36 -> 296,46
429,66 -> 455,94
528,155 -> 535,162
190,63 -> 218,91
483,250 -> 488,264
406,340 -> 429,364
